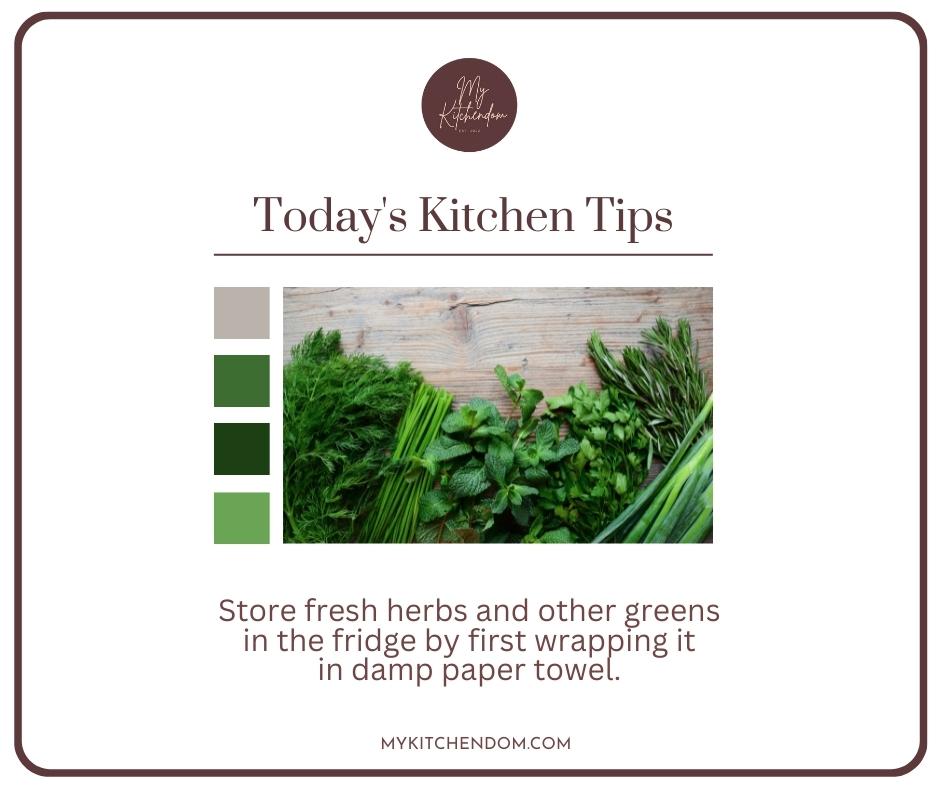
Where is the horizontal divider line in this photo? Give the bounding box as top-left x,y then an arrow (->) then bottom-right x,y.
214,252 -> 714,257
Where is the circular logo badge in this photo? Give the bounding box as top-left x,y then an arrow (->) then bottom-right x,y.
422,58 -> 517,152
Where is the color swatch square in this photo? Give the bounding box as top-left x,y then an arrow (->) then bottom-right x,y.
214,355 -> 270,407
214,423 -> 270,475
214,287 -> 270,339
214,492 -> 269,544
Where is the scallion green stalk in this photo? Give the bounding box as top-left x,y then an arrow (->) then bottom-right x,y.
593,395 -> 714,544
359,383 -> 453,543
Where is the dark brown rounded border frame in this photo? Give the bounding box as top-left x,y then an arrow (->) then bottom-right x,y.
12,10 -> 927,779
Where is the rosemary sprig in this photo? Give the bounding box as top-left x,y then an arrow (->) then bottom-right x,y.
588,317 -> 710,461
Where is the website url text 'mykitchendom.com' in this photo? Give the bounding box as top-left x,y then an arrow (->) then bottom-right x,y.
381,735 -> 571,751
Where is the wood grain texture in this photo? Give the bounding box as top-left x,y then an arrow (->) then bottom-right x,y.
283,287 -> 712,410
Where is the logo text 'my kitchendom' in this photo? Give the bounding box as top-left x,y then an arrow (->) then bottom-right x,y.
422,58 -> 517,152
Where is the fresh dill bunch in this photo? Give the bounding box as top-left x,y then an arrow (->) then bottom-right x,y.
588,318 -> 710,462
283,329 -> 421,543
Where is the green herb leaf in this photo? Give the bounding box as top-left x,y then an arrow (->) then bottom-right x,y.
545,393 -> 573,410
449,461 -> 490,498
519,388 -> 543,422
492,487 -> 509,514
511,501 -> 532,526
442,406 -> 475,434
539,527 -> 575,544
484,449 -> 511,485
424,435 -> 473,462
524,465 -> 550,482
535,419 -> 558,452
554,436 -> 581,461
418,489 -> 455,523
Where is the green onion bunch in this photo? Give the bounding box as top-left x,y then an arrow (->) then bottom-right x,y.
593,396 -> 713,544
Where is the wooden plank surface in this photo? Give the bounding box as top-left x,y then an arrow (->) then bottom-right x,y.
283,287 -> 712,409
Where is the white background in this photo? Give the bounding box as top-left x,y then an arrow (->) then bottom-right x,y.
0,0 -> 935,786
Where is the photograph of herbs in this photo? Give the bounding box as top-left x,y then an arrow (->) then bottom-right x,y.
283,288 -> 712,544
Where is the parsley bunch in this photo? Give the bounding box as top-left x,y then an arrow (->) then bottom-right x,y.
540,383 -> 650,541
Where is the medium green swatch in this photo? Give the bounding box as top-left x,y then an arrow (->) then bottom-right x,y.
214,423 -> 270,475
214,492 -> 269,544
214,355 -> 270,407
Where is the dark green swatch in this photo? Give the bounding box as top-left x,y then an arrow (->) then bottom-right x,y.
214,492 -> 269,544
214,355 -> 270,407
214,423 -> 270,475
